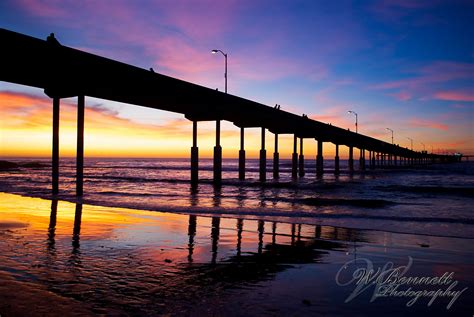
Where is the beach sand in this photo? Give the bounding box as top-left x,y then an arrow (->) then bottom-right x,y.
0,192 -> 472,316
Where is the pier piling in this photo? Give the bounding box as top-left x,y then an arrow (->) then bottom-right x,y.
213,120 -> 222,185
273,133 -> 279,179
349,146 -> 354,173
238,127 -> 245,180
316,139 -> 323,177
52,97 -> 60,195
191,121 -> 199,186
259,127 -> 266,182
299,138 -> 305,177
76,95 -> 85,197
292,135 -> 298,178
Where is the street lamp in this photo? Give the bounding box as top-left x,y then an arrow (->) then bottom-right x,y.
406,137 -> 413,150
347,110 -> 358,133
211,49 -> 227,93
421,142 -> 426,152
386,128 -> 394,144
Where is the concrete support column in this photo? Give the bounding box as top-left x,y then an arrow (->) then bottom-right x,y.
76,95 -> 85,197
259,127 -> 266,182
191,121 -> 199,186
334,144 -> 340,175
292,135 -> 298,178
316,139 -> 323,176
52,97 -> 60,195
273,133 -> 279,179
238,127 -> 245,180
299,138 -> 305,177
213,120 -> 222,185
359,149 -> 366,171
348,146 -> 354,172
394,155 -> 398,166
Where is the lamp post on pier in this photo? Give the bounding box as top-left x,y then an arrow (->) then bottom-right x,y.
211,49 -> 228,184
347,110 -> 358,133
407,137 -> 413,150
211,49 -> 227,93
386,128 -> 394,145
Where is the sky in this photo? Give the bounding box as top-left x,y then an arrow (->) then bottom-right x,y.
0,0 -> 473,158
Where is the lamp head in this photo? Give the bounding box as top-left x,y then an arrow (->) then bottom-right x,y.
211,50 -> 218,54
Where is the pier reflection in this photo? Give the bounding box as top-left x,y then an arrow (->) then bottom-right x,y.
32,194 -> 374,315
72,203 -> 82,252
187,215 -> 197,262
236,218 -> 243,257
211,216 -> 220,264
47,199 -> 58,252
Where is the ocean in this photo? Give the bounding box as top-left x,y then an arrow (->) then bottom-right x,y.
0,158 -> 473,315
1,158 -> 473,239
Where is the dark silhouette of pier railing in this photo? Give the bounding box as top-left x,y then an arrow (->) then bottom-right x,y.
0,28 -> 460,196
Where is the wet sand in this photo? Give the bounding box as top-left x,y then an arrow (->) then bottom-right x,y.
0,192 -> 472,316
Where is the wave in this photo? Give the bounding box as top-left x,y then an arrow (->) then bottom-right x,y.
377,185 -> 474,197
300,197 -> 396,208
62,195 -> 474,228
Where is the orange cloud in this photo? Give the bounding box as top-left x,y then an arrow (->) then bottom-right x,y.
408,118 -> 449,131
0,91 -> 195,157
433,91 -> 474,102
1,90 -> 314,158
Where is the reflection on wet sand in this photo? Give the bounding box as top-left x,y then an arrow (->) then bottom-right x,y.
0,193 -> 472,316
187,215 -> 196,262
43,195 -> 364,271
47,199 -> 58,252
72,203 -> 82,251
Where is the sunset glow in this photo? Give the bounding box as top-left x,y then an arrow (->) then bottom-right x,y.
0,0 -> 472,157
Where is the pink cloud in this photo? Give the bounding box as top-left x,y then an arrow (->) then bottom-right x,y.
371,61 -> 474,102
389,91 -> 412,101
408,118 -> 449,131
372,62 -> 474,90
434,91 -> 474,102
16,0 -> 67,17
450,103 -> 472,109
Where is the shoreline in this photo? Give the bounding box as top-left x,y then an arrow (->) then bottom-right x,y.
0,192 -> 473,315
1,188 -> 473,241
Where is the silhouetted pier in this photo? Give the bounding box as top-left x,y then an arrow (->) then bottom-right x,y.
0,28 -> 461,196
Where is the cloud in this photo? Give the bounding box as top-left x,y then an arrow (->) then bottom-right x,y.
0,90 -> 266,157
372,62 -> 474,90
408,118 -> 449,131
16,0 -> 68,18
433,90 -> 474,102
371,61 -> 474,102
389,91 -> 412,101
0,90 -> 191,134
369,0 -> 443,23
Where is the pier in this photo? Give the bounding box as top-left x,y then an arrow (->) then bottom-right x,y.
0,28 -> 461,196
